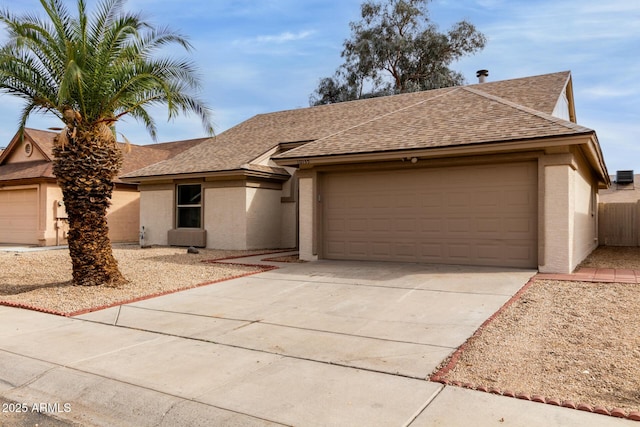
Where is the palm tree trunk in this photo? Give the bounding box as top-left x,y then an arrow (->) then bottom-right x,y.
52,125 -> 127,287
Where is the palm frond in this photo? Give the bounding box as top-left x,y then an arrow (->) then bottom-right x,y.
0,0 -> 213,138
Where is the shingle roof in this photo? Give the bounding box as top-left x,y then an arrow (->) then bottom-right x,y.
0,160 -> 53,181
281,86 -> 592,159
0,128 -> 202,183
123,71 -> 585,179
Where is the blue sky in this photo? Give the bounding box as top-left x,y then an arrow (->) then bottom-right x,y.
1,0 -> 639,175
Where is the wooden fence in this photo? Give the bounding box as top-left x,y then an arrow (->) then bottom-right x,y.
598,202 -> 640,246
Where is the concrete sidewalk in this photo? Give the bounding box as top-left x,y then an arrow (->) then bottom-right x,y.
1,255 -> 637,426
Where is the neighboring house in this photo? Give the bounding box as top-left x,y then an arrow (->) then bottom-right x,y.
598,171 -> 639,203
0,128 -> 204,246
122,71 -> 610,274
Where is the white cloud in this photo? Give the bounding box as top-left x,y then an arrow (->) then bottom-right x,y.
234,30 -> 315,46
580,86 -> 640,99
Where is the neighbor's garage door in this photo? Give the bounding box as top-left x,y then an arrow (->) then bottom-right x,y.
0,188 -> 38,244
322,162 -> 538,268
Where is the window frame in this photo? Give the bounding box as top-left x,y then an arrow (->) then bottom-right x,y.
176,183 -> 203,229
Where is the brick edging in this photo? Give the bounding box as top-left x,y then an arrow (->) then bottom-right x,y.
430,274 -> 640,422
206,249 -> 295,261
0,260 -> 279,317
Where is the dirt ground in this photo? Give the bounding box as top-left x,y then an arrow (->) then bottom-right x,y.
0,245 -> 281,315
433,246 -> 640,417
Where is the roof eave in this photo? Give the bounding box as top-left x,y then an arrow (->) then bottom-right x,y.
0,176 -> 57,187
121,168 -> 290,184
274,133 -> 594,166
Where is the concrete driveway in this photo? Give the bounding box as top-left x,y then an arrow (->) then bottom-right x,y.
1,255 -> 635,426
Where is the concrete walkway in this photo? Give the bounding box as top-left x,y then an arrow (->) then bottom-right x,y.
1,254 -> 637,426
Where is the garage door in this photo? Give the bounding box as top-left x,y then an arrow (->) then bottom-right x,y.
0,188 -> 39,244
322,162 -> 538,268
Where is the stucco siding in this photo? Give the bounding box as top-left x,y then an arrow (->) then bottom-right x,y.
4,139 -> 47,163
571,157 -> 598,269
204,187 -> 247,249
298,174 -> 317,261
108,189 -> 140,243
281,201 -> 297,249
540,163 -> 572,273
246,187 -> 281,249
139,187 -> 173,246
42,184 -> 66,246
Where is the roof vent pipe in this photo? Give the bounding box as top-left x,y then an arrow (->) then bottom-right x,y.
476,69 -> 489,83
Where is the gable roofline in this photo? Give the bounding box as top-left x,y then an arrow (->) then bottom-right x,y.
0,128 -> 204,183
274,76 -> 594,163
0,128 -> 53,165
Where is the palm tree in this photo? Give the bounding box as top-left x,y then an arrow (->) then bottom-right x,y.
0,0 -> 213,286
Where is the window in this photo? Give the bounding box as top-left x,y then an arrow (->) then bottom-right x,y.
176,184 -> 202,228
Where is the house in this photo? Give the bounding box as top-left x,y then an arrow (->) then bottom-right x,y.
122,71 -> 610,274
0,128 -> 203,246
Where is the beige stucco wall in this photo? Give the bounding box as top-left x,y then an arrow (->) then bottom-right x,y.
139,185 -> 173,246
281,201 -> 297,249
41,183 -> 67,246
4,140 -> 47,163
280,174 -> 298,249
108,188 -> 140,243
204,186 -> 247,249
539,150 -> 599,274
571,155 -> 599,268
138,181 -> 296,251
36,184 -> 139,246
540,160 -> 572,273
298,173 -> 318,261
246,187 -> 281,249
2,183 -> 140,246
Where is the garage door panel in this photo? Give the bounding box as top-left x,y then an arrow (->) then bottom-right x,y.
506,217 -> 536,234
474,191 -> 501,208
506,244 -> 536,262
323,162 -> 538,268
447,192 -> 471,207
0,188 -> 38,244
448,244 -> 471,259
419,190 -> 443,204
505,189 -> 535,207
371,242 -> 393,257
447,218 -> 471,233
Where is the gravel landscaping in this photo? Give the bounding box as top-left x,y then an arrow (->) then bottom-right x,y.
433,246 -> 640,418
0,244 -> 282,316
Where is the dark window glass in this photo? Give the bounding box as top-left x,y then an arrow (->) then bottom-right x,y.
176,184 -> 202,228
177,207 -> 201,228
178,185 -> 201,205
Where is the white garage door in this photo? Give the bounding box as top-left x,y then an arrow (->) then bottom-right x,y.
322,162 -> 538,268
0,188 -> 39,244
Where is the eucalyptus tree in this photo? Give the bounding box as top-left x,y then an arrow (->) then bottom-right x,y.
310,0 -> 487,105
0,0 -> 213,286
